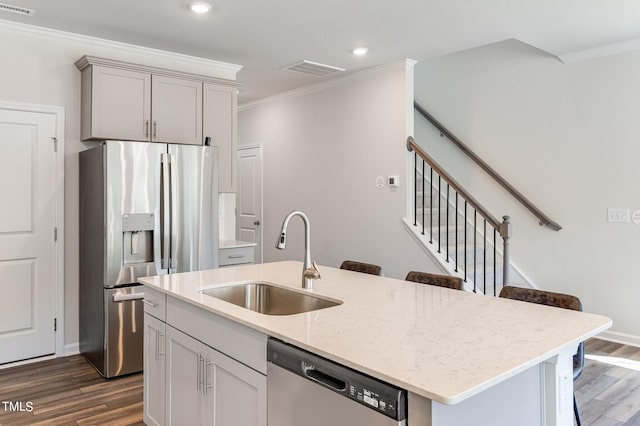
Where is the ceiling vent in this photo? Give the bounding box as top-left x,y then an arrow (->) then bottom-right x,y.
0,2 -> 36,16
281,60 -> 345,77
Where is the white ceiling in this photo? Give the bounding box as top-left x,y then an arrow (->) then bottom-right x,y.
2,0 -> 640,103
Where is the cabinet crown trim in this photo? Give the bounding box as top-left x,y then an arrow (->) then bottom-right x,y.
75,55 -> 242,88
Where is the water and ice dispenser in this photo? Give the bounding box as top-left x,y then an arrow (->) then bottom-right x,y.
122,213 -> 154,265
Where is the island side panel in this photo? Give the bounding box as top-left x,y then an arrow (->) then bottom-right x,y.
430,364 -> 543,426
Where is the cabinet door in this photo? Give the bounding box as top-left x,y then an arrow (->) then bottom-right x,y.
143,313 -> 166,426
165,326 -> 205,425
203,346 -> 267,426
152,76 -> 202,145
203,83 -> 237,192
88,65 -> 151,141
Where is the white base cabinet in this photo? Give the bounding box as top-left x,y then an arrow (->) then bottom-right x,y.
143,313 -> 166,426
143,287 -> 267,426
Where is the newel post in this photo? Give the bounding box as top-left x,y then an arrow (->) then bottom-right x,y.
500,215 -> 512,287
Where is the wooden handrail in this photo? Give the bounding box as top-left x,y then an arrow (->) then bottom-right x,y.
407,136 -> 503,232
414,101 -> 562,231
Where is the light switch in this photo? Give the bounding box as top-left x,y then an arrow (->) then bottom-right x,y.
607,208 -> 630,223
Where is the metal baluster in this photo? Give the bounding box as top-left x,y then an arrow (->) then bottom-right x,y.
446,184 -> 450,262
429,168 -> 433,244
473,211 -> 477,293
455,192 -> 458,272
421,160 -> 425,235
483,220 -> 487,295
438,175 -> 442,253
493,228 -> 497,296
414,153 -> 417,226
464,201 -> 467,282
501,216 -> 512,287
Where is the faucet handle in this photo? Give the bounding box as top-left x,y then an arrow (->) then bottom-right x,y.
304,261 -> 321,280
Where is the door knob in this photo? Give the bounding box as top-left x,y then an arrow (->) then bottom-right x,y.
254,220 -> 260,226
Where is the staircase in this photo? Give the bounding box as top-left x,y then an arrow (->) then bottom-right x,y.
405,136 -> 531,295
406,103 -> 561,295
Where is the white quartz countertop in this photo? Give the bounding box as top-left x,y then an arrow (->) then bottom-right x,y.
139,261 -> 611,404
219,239 -> 257,249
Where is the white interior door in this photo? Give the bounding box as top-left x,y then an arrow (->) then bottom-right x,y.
0,108 -> 57,364
236,146 -> 263,263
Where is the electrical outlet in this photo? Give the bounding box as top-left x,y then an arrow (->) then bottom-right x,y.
607,208 -> 630,223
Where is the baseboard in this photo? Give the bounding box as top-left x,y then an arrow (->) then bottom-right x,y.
0,355 -> 56,370
64,343 -> 80,356
595,330 -> 640,348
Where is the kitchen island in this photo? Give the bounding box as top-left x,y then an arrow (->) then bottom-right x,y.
140,261 -> 611,426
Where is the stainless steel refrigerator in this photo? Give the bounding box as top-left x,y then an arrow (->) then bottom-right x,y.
79,140 -> 219,378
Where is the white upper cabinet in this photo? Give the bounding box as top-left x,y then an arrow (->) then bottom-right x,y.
152,76 -> 202,145
82,66 -> 151,141
203,83 -> 237,192
76,56 -> 239,151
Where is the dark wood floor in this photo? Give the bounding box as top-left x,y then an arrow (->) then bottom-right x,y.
0,355 -> 143,426
1,338 -> 640,425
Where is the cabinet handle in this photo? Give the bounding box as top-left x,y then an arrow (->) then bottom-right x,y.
254,220 -> 261,226
228,255 -> 245,259
156,331 -> 164,360
196,354 -> 202,391
142,299 -> 158,308
145,119 -> 149,138
153,121 -> 157,139
204,359 -> 213,395
198,355 -> 205,391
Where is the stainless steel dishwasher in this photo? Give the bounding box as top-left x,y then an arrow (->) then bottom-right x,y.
267,338 -> 408,426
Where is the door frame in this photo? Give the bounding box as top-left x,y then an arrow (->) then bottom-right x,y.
237,144 -> 263,263
0,100 -> 65,359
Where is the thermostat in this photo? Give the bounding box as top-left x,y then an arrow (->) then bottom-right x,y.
388,175 -> 400,187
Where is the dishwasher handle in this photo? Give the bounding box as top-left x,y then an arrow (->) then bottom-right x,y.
301,361 -> 347,392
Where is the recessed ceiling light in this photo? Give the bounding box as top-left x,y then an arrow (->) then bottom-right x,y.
190,2 -> 211,14
351,47 -> 369,56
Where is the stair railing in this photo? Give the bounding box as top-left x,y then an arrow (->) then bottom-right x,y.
414,101 -> 562,231
407,136 -> 512,294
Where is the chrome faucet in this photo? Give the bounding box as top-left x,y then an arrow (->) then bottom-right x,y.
275,210 -> 321,290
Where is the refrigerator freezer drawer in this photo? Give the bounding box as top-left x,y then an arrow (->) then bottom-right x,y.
105,286 -> 144,378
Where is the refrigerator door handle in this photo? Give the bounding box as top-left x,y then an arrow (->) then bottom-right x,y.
161,153 -> 171,270
169,153 -> 178,271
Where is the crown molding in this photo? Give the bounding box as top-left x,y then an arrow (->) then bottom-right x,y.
558,38 -> 640,64
75,55 -> 241,87
0,18 -> 242,80
239,59 -> 417,111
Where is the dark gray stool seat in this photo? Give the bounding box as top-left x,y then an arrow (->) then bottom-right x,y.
404,271 -> 463,290
339,260 -> 382,276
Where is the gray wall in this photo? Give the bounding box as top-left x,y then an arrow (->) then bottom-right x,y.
414,39 -> 640,343
238,62 -> 441,279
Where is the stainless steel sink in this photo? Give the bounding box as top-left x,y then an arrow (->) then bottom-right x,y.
199,281 -> 342,315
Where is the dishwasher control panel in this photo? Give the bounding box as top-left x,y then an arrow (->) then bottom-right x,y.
268,338 -> 407,421
346,377 -> 403,418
